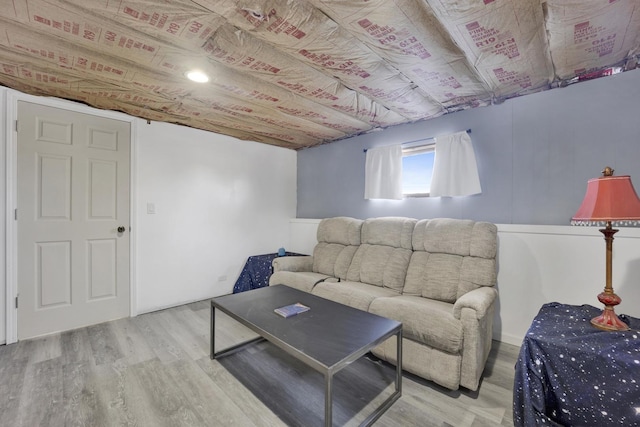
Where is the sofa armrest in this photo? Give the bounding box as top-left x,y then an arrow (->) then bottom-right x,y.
454,286 -> 498,390
272,256 -> 314,273
453,287 -> 497,320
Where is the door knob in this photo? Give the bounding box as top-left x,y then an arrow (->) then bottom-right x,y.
117,226 -> 126,233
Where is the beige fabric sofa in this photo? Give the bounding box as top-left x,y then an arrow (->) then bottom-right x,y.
270,216 -> 498,391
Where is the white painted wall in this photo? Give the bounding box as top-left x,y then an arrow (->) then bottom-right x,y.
287,218 -> 321,255
135,121 -> 296,314
288,219 -> 640,347
1,87 -> 297,343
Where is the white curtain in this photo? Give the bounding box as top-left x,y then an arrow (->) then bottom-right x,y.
364,144 -> 403,200
430,131 -> 482,197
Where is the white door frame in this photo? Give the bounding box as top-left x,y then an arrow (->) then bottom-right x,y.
5,90 -> 138,344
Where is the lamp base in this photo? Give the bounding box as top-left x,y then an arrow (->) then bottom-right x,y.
591,307 -> 630,331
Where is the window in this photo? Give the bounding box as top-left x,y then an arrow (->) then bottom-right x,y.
402,143 -> 435,197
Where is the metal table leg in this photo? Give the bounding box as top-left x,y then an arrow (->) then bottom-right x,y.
210,301 -> 215,359
210,300 -> 265,360
396,328 -> 403,395
360,328 -> 403,426
325,372 -> 333,427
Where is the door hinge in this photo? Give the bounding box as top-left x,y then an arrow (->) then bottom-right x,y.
15,120 -> 18,132
15,295 -> 18,309
14,209 -> 17,220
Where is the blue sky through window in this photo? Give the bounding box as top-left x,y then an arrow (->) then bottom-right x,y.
402,151 -> 434,195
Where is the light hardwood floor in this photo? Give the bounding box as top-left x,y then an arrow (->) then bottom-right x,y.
0,300 -> 521,426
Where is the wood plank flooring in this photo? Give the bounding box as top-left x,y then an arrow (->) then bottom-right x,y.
0,300 -> 521,426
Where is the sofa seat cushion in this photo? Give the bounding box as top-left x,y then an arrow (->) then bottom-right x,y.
312,281 -> 399,312
369,295 -> 463,354
270,271 -> 330,293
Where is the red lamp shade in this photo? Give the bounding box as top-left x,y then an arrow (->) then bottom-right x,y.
572,175 -> 640,223
571,167 -> 640,331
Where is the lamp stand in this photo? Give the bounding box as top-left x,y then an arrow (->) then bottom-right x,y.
590,221 -> 630,331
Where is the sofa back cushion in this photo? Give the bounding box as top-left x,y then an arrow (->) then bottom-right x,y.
403,218 -> 497,302
346,217 -> 416,292
313,217 -> 363,279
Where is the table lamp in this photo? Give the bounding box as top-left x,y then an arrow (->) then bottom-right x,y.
571,166 -> 640,331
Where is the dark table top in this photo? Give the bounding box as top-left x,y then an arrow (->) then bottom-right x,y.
213,285 -> 402,373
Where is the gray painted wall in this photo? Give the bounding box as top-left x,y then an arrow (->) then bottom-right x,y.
297,68 -> 640,225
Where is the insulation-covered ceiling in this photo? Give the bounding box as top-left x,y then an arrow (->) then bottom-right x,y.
1,0 -> 639,150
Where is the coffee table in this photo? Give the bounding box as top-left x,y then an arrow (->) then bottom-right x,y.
210,285 -> 402,427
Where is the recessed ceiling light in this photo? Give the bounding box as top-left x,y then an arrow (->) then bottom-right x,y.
186,70 -> 209,83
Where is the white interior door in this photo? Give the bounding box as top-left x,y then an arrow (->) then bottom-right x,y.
17,101 -> 130,339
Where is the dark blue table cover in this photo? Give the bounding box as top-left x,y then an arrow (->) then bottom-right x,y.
513,302 -> 640,426
232,252 -> 304,294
